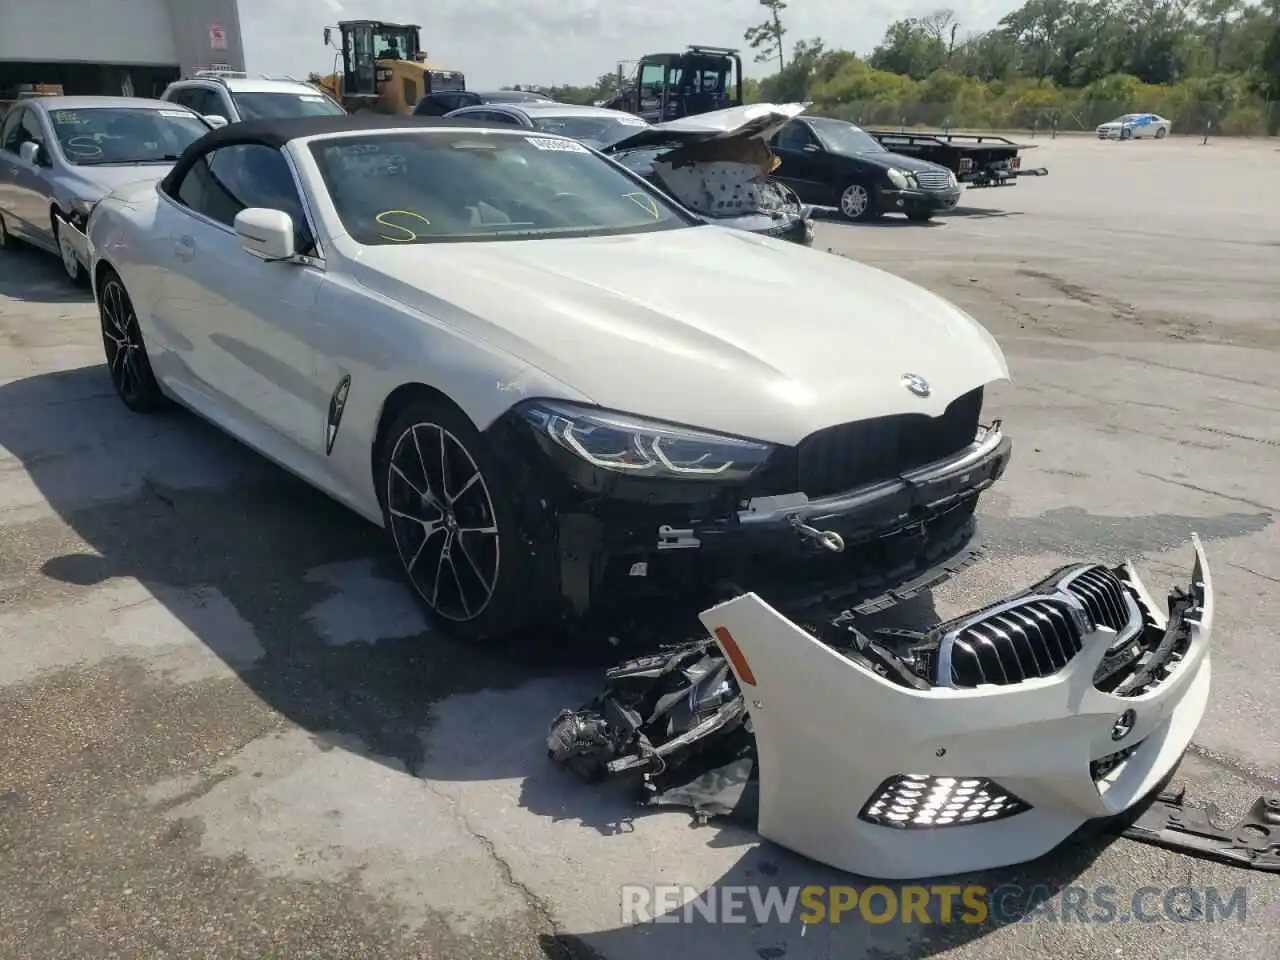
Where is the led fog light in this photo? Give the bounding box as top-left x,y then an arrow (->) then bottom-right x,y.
858,774 -> 1031,829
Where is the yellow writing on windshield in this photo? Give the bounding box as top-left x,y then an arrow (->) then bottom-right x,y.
622,192 -> 660,221
375,210 -> 431,242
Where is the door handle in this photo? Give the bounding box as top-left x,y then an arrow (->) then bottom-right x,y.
173,235 -> 195,260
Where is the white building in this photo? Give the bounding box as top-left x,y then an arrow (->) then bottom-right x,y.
0,0 -> 246,100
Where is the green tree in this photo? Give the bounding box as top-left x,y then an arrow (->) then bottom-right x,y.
744,0 -> 789,71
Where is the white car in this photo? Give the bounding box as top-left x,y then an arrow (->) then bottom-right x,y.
1096,113 -> 1171,139
160,72 -> 346,125
85,114 -> 1014,641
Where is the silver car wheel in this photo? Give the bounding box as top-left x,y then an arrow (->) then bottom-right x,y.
56,219 -> 81,281
840,184 -> 869,218
385,422 -> 501,623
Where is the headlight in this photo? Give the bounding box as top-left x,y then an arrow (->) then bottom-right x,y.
516,399 -> 774,482
886,168 -> 910,189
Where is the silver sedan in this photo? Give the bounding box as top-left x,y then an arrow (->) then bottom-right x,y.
0,96 -> 214,283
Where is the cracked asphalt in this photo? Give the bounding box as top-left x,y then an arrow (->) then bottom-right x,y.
1,134 -> 1277,959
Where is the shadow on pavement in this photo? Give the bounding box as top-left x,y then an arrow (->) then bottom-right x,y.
0,363 -> 1108,957
0,243 -> 93,304
943,206 -> 1024,220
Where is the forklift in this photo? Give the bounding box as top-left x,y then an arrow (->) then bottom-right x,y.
317,20 -> 465,114
601,45 -> 743,122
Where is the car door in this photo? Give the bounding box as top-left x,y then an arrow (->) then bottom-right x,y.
0,106 -> 56,247
153,142 -> 326,456
768,121 -> 828,203
0,108 -> 26,234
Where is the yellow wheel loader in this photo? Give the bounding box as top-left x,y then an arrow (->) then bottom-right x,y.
316,20 -> 465,114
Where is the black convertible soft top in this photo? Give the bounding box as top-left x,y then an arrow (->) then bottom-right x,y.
159,113 -> 501,195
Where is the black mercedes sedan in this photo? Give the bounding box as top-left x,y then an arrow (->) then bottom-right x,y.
769,117 -> 961,222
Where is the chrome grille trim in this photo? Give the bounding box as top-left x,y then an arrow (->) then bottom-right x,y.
914,170 -> 952,190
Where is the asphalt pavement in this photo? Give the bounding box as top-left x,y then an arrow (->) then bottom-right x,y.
0,133 -> 1277,959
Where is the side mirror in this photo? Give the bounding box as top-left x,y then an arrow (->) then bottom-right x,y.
203,114 -> 228,128
234,208 -> 296,260
19,141 -> 46,166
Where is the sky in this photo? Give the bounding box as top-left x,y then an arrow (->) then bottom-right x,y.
239,0 -> 1028,90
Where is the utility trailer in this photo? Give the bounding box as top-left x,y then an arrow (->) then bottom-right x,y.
866,130 -> 1049,187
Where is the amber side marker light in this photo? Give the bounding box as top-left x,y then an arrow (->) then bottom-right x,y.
713,625 -> 757,686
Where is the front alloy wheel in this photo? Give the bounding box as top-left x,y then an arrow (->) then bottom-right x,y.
55,217 -> 83,284
839,182 -> 877,222
99,271 -> 168,412
385,421 -> 502,623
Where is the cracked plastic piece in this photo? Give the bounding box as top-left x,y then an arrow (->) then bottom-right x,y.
547,535 -> 1218,879
1121,788 -> 1280,872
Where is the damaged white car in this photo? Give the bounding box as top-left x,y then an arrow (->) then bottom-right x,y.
88,112 -> 1015,644
600,102 -> 821,246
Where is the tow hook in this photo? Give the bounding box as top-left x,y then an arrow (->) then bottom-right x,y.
789,515 -> 845,552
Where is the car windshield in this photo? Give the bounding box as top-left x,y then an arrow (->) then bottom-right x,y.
309,129 -> 692,245
809,118 -> 887,155
48,106 -> 209,165
528,114 -> 650,148
231,91 -> 345,120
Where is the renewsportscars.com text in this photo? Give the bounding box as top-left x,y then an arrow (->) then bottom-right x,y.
620,884 -> 1249,926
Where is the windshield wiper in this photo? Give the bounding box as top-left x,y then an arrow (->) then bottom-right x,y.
72,154 -> 183,166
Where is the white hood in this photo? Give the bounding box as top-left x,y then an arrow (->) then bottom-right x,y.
349,227 -> 1008,444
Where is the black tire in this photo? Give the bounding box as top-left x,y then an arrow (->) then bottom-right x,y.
98,268 -> 170,413
1154,126 -> 1167,139
52,214 -> 87,286
376,397 -> 547,640
1120,127 -> 1132,140
906,209 -> 934,222
836,180 -> 879,222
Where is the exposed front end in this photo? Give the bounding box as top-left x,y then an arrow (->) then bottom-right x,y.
548,536 -> 1214,879
483,386 -> 1010,626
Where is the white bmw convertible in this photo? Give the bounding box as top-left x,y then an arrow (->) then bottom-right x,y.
86,113 -> 1019,640
86,114 -> 1215,880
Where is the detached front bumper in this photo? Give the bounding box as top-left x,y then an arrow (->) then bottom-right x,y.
549,536 -> 1214,880
699,536 -> 1213,879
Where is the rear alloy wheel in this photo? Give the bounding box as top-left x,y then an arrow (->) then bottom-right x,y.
99,270 -> 170,412
53,215 -> 84,284
1155,126 -> 1167,139
838,182 -> 878,222
379,399 -> 540,639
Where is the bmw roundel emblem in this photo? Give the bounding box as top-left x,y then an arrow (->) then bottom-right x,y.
902,373 -> 930,397
1111,709 -> 1137,741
